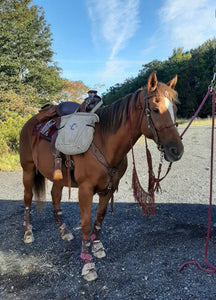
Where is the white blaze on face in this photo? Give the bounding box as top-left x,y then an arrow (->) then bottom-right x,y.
164,97 -> 175,123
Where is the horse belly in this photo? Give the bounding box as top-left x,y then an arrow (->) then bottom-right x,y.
33,140 -> 77,187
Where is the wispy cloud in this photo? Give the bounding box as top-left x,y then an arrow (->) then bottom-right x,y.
87,0 -> 140,85
102,59 -> 143,82
87,0 -> 140,59
158,0 -> 216,50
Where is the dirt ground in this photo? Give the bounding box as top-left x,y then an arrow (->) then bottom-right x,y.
1,125 -> 216,299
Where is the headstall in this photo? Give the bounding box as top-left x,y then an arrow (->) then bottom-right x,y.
137,89 -> 178,152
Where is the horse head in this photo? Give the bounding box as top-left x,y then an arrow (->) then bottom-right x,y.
139,72 -> 184,162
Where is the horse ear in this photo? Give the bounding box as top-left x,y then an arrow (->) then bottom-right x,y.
147,72 -> 158,92
167,75 -> 178,89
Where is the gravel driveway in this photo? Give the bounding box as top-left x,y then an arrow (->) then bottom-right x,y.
1,126 -> 216,299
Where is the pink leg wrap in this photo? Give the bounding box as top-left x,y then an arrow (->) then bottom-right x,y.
23,208 -> 32,231
91,222 -> 101,241
80,240 -> 92,263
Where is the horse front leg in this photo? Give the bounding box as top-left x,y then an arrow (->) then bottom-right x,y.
91,192 -> 112,259
78,184 -> 97,281
51,182 -> 74,241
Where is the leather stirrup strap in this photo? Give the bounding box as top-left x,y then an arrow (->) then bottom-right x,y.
66,155 -> 71,199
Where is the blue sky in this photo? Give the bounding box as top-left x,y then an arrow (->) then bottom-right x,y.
32,0 -> 216,94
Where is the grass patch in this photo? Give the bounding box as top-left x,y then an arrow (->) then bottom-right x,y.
177,117 -> 212,126
0,117 -> 213,171
0,152 -> 21,171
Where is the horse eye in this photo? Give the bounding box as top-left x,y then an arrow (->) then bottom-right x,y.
152,107 -> 159,113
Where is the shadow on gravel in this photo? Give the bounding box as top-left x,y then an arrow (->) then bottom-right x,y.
1,200 -> 216,300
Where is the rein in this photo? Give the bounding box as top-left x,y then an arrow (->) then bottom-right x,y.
178,80 -> 216,274
131,78 -> 216,273
153,87 -> 214,193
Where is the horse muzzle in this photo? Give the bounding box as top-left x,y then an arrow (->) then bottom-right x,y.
163,142 -> 184,162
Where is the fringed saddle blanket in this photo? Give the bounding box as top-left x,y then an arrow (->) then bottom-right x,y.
33,119 -> 58,142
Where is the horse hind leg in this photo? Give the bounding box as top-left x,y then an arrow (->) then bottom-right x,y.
23,166 -> 46,243
51,182 -> 74,241
53,209 -> 74,241
23,207 -> 34,244
22,166 -> 35,243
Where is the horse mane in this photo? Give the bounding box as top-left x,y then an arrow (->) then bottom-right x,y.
96,82 -> 178,135
96,88 -> 142,134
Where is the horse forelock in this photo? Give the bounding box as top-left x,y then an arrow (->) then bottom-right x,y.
156,82 -> 179,103
96,89 -> 141,134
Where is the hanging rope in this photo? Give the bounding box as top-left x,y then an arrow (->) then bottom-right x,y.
178,38 -> 216,272
179,81 -> 216,273
129,71 -> 216,273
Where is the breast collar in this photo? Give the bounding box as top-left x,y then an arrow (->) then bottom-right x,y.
89,143 -> 125,195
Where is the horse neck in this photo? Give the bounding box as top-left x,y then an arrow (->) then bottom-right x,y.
95,110 -> 143,167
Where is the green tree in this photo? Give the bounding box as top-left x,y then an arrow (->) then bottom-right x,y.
103,39 -> 216,118
0,0 -> 63,107
0,0 -> 64,157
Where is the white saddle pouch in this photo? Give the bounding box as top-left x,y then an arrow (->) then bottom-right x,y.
55,112 -> 99,155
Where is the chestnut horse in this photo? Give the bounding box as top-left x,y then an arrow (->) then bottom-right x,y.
19,72 -> 184,281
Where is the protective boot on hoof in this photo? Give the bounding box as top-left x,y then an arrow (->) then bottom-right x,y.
82,262 -> 97,281
54,209 -> 74,241
92,240 -> 106,258
91,223 -> 106,258
81,239 -> 97,281
60,224 -> 74,241
24,227 -> 34,244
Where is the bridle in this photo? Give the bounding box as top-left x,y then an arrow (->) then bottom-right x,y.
137,88 -> 178,152
128,88 -> 180,216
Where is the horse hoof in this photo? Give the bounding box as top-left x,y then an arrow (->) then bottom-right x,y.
24,231 -> 34,244
82,263 -> 97,281
92,241 -> 106,258
93,249 -> 106,258
61,232 -> 74,241
83,270 -> 98,281
61,228 -> 74,241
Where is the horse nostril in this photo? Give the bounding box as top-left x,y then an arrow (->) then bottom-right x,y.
170,147 -> 178,155
164,143 -> 184,162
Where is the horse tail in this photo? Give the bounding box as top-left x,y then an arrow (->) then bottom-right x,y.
33,170 -> 46,208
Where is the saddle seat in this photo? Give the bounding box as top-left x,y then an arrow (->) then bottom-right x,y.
36,101 -> 80,123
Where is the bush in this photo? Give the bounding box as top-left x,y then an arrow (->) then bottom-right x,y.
0,152 -> 21,171
0,112 -> 32,154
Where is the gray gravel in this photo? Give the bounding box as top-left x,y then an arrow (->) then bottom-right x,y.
1,125 -> 216,299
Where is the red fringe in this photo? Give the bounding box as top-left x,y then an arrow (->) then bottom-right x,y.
132,164 -> 155,216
